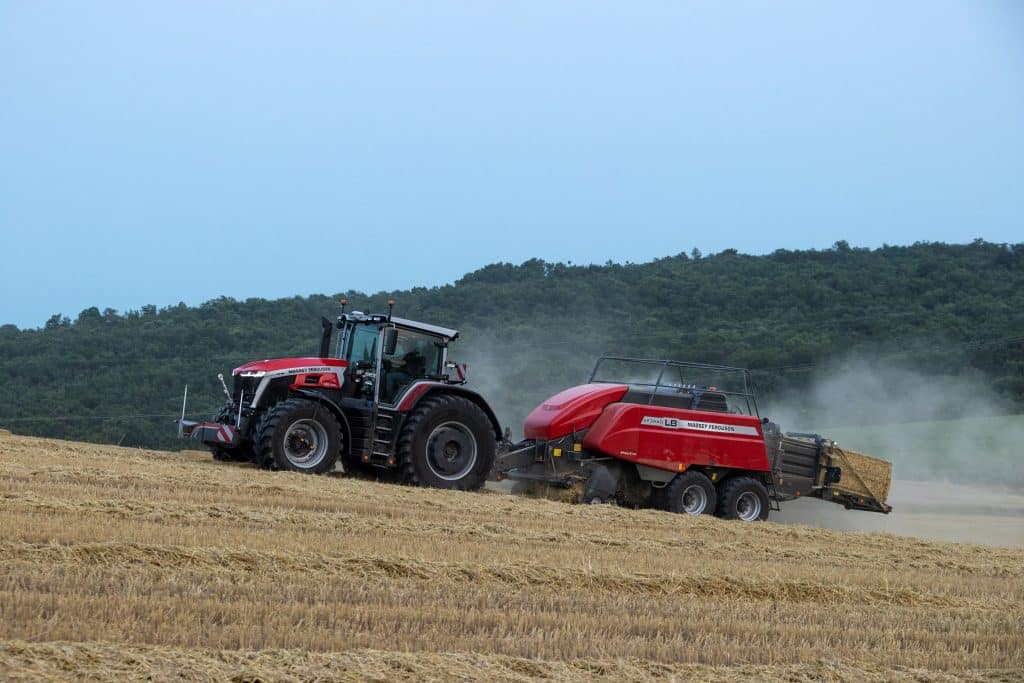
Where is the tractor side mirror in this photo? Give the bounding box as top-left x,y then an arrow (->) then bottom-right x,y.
382,328 -> 398,356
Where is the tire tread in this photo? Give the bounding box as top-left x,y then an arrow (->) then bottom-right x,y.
255,397 -> 341,474
395,394 -> 495,490
715,476 -> 770,521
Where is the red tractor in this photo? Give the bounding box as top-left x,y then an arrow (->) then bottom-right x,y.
178,302 -> 500,490
492,356 -> 892,521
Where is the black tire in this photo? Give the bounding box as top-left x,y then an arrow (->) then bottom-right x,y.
715,476 -> 771,521
255,398 -> 342,474
250,409 -> 274,469
396,394 -> 496,490
655,471 -> 717,516
209,405 -> 251,462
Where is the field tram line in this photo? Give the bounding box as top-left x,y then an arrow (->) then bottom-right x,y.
2,490 -> 1021,580
0,540 -> 1008,611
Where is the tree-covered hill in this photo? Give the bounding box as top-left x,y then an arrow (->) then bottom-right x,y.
1,240 -> 1022,449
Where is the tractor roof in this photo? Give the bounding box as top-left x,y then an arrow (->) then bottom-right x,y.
391,316 -> 459,341
338,313 -> 459,341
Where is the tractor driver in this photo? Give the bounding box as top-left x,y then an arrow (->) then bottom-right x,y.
384,339 -> 428,403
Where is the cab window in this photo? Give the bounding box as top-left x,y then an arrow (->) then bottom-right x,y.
381,329 -> 442,403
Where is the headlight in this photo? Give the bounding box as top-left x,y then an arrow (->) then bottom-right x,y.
240,371 -> 266,378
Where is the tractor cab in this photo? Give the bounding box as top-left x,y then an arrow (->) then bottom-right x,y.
330,311 -> 462,406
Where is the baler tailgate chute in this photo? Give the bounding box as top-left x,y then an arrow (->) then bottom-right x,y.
772,434 -> 892,513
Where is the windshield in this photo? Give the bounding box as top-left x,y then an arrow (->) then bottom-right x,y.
343,324 -> 380,365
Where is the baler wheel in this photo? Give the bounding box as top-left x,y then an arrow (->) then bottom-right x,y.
716,477 -> 770,522
396,394 -> 495,490
256,398 -> 342,474
656,471 -> 717,516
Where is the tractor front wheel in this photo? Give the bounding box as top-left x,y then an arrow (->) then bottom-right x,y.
396,395 -> 495,490
256,398 -> 342,474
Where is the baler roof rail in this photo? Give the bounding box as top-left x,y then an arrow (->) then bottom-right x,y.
588,356 -> 760,417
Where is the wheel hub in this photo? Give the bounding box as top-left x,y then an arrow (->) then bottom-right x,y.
681,484 -> 708,515
283,419 -> 329,467
425,422 -> 478,480
736,491 -> 762,521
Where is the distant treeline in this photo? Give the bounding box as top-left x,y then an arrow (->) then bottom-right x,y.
1,240 -> 1022,449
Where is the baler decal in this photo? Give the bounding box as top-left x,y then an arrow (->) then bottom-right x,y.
640,416 -> 759,436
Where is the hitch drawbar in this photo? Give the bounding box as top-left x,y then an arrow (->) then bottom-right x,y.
490,439 -> 540,479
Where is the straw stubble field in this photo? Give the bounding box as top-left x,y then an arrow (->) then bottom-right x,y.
0,434 -> 1021,681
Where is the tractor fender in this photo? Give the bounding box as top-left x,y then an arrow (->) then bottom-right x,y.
395,382 -> 502,439
288,388 -> 353,448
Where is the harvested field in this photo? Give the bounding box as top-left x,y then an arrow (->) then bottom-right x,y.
1,435 -> 1022,681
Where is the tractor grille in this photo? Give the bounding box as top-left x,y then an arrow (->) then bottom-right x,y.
233,376 -> 261,406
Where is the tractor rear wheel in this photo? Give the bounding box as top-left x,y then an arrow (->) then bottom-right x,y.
256,398 -> 342,474
716,476 -> 770,521
396,394 -> 495,490
656,471 -> 717,515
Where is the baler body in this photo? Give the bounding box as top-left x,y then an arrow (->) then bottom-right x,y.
494,357 -> 892,519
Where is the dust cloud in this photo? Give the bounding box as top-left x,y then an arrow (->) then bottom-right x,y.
761,359 -> 1024,547
761,359 -> 1023,483
455,329 -> 611,441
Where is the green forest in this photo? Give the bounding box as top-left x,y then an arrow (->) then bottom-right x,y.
1,239 -> 1022,449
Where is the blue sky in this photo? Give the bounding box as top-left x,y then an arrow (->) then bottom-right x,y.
1,1 -> 1022,328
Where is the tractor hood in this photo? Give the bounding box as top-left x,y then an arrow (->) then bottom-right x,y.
524,383 -> 628,441
232,357 -> 348,376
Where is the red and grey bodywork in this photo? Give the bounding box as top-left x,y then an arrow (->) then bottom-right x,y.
177,357 -> 349,448
494,380 -> 769,486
